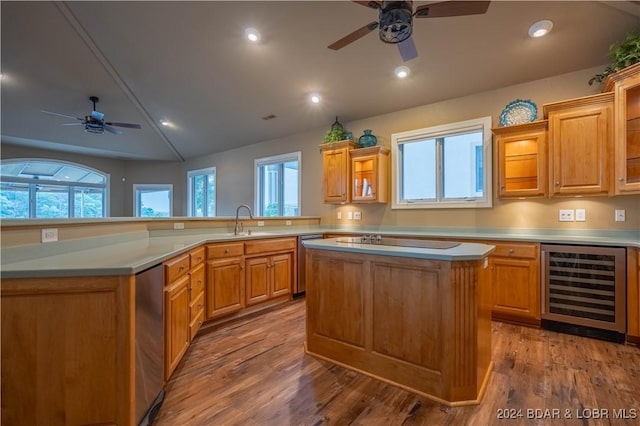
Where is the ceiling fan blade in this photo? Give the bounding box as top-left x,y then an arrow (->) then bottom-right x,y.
352,1 -> 382,9
104,125 -> 123,135
91,110 -> 105,121
105,121 -> 142,129
328,21 -> 379,50
41,110 -> 83,121
415,1 -> 490,18
398,37 -> 418,62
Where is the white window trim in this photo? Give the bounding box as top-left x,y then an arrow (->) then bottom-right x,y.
254,151 -> 302,216
133,183 -> 173,217
187,167 -> 216,217
391,116 -> 493,209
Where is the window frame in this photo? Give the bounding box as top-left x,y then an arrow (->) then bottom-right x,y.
391,116 -> 493,209
133,183 -> 173,217
254,151 -> 302,217
187,167 -> 216,217
0,158 -> 110,218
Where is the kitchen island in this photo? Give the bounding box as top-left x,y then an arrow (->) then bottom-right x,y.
303,236 -> 495,406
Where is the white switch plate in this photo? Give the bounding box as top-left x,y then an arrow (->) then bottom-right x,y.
41,228 -> 58,243
173,222 -> 185,230
257,221 -> 265,226
347,211 -> 353,220
353,211 -> 362,220
337,211 -> 342,220
575,209 -> 586,222
285,220 -> 292,226
559,209 -> 575,222
615,209 -> 626,222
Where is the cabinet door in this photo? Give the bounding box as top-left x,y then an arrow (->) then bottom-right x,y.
490,256 -> 540,324
611,70 -> 640,194
271,253 -> 292,298
165,274 -> 190,380
323,147 -> 350,203
548,102 -> 613,196
206,258 -> 244,319
245,256 -> 270,306
494,123 -> 547,197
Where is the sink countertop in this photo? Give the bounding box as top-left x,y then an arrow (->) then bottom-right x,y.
1,225 -> 637,279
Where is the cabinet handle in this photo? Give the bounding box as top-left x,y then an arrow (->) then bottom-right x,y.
555,181 -> 559,186
224,249 -> 229,254
619,177 -> 624,182
509,248 -> 514,254
179,266 -> 185,271
198,303 -> 203,308
500,185 -> 505,190
240,265 -> 244,270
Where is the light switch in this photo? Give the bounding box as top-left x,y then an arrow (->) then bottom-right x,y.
347,211 -> 353,220
575,209 -> 586,222
615,209 -> 626,222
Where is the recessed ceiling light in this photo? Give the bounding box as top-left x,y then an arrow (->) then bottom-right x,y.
160,120 -> 170,126
245,28 -> 261,43
528,20 -> 553,38
310,94 -> 321,104
395,66 -> 410,79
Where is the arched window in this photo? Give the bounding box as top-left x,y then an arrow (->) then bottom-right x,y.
0,159 -> 109,218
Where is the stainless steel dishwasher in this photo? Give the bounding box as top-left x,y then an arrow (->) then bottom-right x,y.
135,264 -> 165,425
297,234 -> 324,296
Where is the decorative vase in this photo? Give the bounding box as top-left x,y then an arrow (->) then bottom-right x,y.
358,129 -> 377,147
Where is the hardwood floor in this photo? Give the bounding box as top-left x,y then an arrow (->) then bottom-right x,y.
154,299 -> 640,426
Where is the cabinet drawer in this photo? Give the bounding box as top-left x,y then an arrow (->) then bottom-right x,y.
190,263 -> 205,298
190,291 -> 205,319
190,308 -> 205,340
491,243 -> 539,259
189,246 -> 206,266
164,253 -> 190,284
245,238 -> 296,255
207,243 -> 244,259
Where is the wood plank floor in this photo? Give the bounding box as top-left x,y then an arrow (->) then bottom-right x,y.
154,299 -> 640,426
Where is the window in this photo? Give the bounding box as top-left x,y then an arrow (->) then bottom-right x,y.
187,167 -> 216,217
391,117 -> 492,209
0,159 -> 109,218
254,152 -> 301,217
134,184 -> 173,217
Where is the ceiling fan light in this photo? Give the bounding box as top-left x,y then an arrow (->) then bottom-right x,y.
394,66 -> 410,78
379,3 -> 413,44
528,20 -> 553,38
245,28 -> 261,43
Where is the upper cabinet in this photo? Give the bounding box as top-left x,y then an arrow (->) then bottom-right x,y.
320,140 -> 359,204
492,121 -> 548,198
544,93 -> 614,197
604,63 -> 640,195
351,146 -> 390,203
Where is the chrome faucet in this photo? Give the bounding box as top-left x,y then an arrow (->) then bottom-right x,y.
234,204 -> 254,235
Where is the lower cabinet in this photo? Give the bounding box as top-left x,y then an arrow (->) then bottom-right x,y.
189,262 -> 206,341
245,252 -> 293,306
164,273 -> 190,380
488,242 -> 541,326
628,248 -> 640,343
206,256 -> 244,318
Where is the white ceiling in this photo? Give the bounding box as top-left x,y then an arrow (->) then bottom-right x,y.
1,1 -> 639,161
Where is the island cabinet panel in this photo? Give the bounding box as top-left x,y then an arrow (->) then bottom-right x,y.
305,248 -> 492,406
1,276 -> 135,426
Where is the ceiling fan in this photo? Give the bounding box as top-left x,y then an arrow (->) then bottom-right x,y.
328,1 -> 491,62
41,96 -> 142,135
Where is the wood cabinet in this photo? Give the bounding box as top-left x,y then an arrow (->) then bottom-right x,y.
245,238 -> 295,306
628,248 -> 640,344
206,242 -> 245,319
188,251 -> 206,341
351,145 -> 390,203
544,93 -> 614,196
604,62 -> 640,194
492,121 -> 548,198
320,140 -> 359,203
487,242 -> 541,326
164,272 -> 190,379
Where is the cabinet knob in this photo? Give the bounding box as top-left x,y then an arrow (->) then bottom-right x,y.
555,181 -> 559,186
619,177 -> 624,182
509,248 -> 514,253
240,265 -> 244,270
224,249 -> 229,254
198,303 -> 203,308
179,266 -> 185,271
500,185 -> 505,190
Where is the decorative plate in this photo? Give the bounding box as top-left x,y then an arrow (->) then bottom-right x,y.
499,99 -> 538,126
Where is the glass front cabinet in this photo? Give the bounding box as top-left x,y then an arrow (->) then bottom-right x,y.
350,146 -> 389,203
605,62 -> 640,194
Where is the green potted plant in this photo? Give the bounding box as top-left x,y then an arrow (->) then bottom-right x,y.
323,116 -> 350,143
590,32 -> 640,86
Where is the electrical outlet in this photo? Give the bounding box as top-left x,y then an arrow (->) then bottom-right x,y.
353,211 -> 362,220
285,220 -> 292,226
337,211 -> 342,220
257,221 -> 265,227
575,209 -> 586,222
615,209 -> 626,222
559,209 -> 575,222
41,228 -> 58,243
173,222 -> 185,230
347,211 -> 353,220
